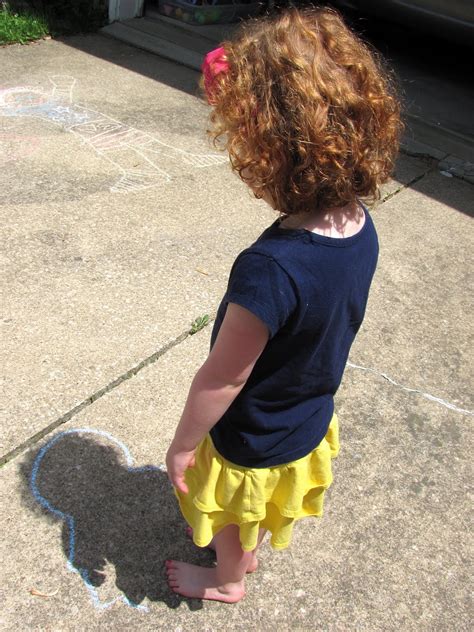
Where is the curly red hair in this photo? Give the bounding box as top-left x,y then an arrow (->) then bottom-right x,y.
203,7 -> 403,215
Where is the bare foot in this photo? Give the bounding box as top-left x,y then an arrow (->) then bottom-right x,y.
185,527 -> 258,573
243,553 -> 258,573
165,560 -> 245,603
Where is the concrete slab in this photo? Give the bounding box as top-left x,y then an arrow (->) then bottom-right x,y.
380,152 -> 433,199
352,171 -> 474,412
0,37 -> 274,455
0,331 -> 209,630
1,327 -> 471,630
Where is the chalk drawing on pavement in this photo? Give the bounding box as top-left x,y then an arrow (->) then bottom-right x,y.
0,75 -> 227,193
0,132 -> 42,165
30,427 -> 168,611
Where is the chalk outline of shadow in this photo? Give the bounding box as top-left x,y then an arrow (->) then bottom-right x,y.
30,427 -> 166,612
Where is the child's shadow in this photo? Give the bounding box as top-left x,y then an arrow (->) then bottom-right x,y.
19,428 -> 210,611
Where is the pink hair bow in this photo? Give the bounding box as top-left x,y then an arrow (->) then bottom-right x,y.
202,46 -> 229,104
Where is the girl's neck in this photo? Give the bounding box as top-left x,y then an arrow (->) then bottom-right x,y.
279,200 -> 365,239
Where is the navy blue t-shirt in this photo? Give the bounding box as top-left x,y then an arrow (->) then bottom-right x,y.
210,207 -> 379,467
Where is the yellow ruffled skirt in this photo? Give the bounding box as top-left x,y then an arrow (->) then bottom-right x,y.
175,414 -> 339,552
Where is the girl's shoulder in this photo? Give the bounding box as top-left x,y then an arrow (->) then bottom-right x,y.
253,206 -> 377,254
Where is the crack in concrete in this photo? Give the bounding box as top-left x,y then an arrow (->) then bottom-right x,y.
0,328 -> 192,468
400,146 -> 449,163
347,361 -> 473,416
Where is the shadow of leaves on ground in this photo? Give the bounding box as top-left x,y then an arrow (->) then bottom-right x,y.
18,428 -> 213,611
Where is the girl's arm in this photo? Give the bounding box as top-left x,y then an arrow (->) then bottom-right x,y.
166,303 -> 269,493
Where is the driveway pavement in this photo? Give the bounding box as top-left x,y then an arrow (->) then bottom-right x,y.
0,33 -> 472,631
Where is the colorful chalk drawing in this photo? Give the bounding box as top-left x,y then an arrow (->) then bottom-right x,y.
30,427 -> 169,611
0,132 -> 42,165
0,75 -> 227,192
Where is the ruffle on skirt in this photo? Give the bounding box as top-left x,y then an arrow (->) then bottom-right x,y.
175,414 -> 339,552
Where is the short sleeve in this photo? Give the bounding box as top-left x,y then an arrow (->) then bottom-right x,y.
225,252 -> 297,338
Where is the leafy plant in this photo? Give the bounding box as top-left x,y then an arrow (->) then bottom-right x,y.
0,3 -> 49,44
189,314 -> 210,335
3,0 -> 107,36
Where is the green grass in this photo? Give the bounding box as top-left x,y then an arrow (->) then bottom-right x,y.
0,5 -> 49,45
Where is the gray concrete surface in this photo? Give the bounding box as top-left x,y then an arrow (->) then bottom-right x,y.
1,33 -> 473,631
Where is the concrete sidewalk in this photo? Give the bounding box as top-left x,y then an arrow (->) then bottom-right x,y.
1,34 -> 472,631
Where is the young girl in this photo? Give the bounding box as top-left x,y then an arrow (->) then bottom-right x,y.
165,7 -> 401,603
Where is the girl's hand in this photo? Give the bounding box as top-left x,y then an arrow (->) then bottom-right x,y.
165,442 -> 196,494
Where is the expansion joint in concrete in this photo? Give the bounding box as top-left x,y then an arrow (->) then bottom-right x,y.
380,167 -> 434,205
0,320 -> 214,468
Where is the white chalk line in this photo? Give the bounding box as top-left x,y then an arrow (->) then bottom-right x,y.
346,361 -> 473,416
0,75 -> 227,193
30,427 -> 168,611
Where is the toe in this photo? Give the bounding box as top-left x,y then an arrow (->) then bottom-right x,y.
165,559 -> 178,569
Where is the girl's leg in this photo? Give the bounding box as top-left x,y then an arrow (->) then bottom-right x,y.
247,528 -> 267,572
185,526 -> 266,574
214,524 -> 254,586
166,524 -> 251,602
